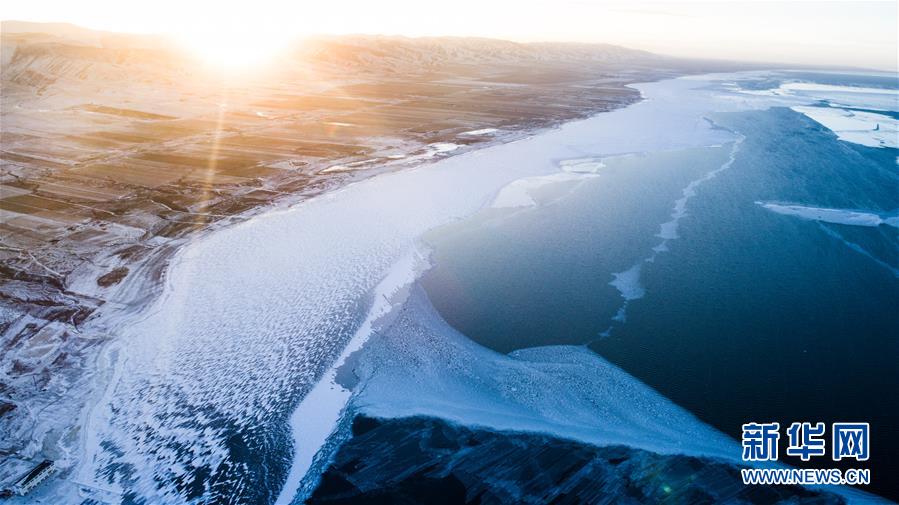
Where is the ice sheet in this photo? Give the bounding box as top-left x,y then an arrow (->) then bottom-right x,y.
354,285 -> 740,465
356,301 -> 887,505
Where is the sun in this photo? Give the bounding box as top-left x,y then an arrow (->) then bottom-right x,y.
176,27 -> 292,69
170,6 -> 297,70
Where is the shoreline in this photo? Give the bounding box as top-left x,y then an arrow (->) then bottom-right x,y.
274,247 -> 431,505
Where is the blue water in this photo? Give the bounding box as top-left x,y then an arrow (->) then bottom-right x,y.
422,75 -> 899,500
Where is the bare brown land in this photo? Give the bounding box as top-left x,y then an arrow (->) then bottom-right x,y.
0,21 -> 717,462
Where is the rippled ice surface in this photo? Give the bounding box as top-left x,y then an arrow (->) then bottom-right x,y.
70,73 -> 857,504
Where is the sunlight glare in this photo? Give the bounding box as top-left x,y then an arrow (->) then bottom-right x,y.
171,5 -> 297,69
178,30 -> 290,68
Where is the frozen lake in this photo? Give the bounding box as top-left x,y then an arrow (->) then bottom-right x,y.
56,71 -> 897,504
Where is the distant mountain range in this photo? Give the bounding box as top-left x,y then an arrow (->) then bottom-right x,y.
2,20 -> 673,89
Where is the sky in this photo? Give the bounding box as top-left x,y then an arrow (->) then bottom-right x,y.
3,0 -> 897,70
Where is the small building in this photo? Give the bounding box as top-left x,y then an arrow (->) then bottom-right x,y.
11,459 -> 55,496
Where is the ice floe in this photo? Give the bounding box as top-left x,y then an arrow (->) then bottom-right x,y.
729,78 -> 898,148
757,202 -> 899,229
490,156 -> 611,209
779,82 -> 898,111
738,81 -> 898,111
559,157 -> 606,174
791,106 -> 898,149
491,172 -> 595,209
609,264 -> 645,303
